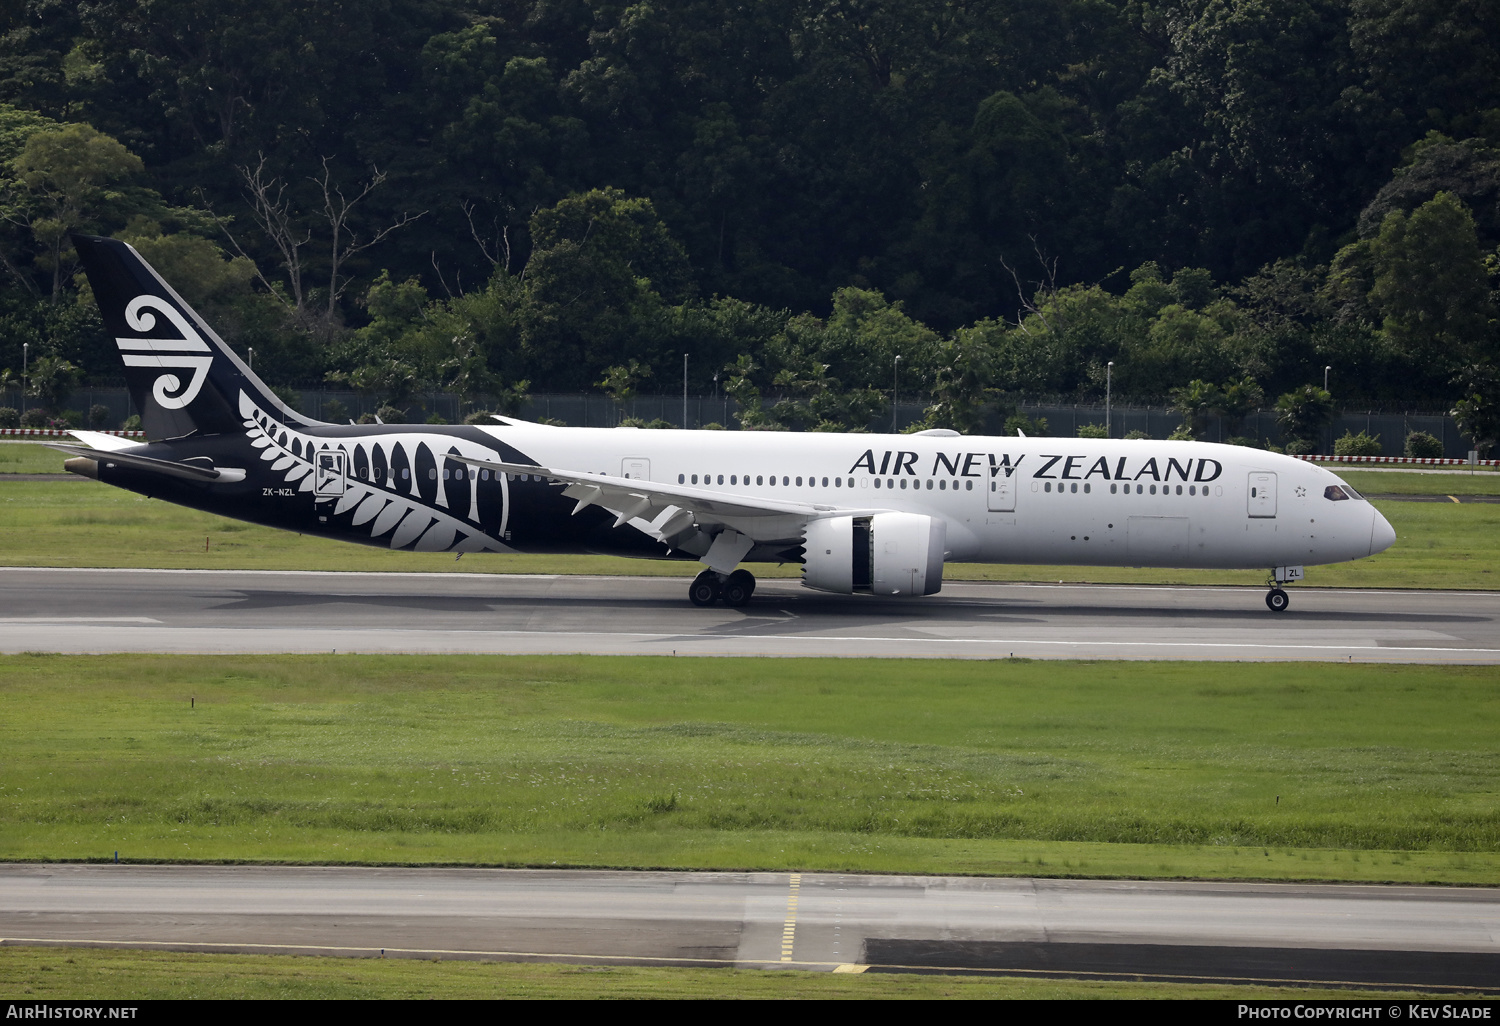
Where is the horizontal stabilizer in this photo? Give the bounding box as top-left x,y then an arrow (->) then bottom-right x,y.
47,442 -> 246,483
68,430 -> 141,453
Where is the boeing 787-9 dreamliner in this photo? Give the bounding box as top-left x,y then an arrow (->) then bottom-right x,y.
54,235 -> 1396,612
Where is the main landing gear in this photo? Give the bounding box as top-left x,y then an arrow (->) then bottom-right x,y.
689,568 -> 756,607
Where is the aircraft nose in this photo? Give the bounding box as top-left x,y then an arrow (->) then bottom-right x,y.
1369,506 -> 1396,556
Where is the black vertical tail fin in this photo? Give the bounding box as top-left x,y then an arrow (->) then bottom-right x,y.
72,234 -> 319,441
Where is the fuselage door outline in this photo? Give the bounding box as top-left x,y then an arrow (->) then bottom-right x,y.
315,449 -> 347,496
1248,472 -> 1277,518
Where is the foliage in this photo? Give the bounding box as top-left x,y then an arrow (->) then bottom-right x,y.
1076,423 -> 1107,438
23,353 -> 79,408
1275,385 -> 1335,449
1404,431 -> 1444,459
0,0 -> 1491,417
1451,364 -> 1500,456
1334,430 -> 1384,457
1003,411 -> 1048,437
0,406 -> 13,427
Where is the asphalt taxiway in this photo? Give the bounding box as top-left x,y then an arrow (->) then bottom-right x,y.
2,866 -> 1496,989
1,567 -> 1498,662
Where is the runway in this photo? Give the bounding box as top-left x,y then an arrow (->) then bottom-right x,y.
1,567 -> 1499,662
2,866 -> 1496,989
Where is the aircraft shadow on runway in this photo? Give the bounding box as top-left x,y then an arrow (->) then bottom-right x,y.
198,587 -> 1492,630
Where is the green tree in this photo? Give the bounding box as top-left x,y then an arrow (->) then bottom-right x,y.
24,353 -> 81,410
1169,379 -> 1223,440
522,188 -> 693,388
6,123 -> 144,297
920,333 -> 994,433
598,360 -> 652,422
1451,364 -> 1500,456
1367,192 -> 1496,373
1275,384 -> 1335,451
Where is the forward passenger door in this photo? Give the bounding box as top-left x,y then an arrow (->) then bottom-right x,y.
1248,472 -> 1277,518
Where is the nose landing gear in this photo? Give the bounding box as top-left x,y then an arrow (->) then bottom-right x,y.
1265,565 -> 1302,612
688,568 -> 756,607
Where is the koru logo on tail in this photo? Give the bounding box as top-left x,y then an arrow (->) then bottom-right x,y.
115,296 -> 213,409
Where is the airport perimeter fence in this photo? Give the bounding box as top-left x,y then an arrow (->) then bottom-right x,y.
0,386 -> 1477,458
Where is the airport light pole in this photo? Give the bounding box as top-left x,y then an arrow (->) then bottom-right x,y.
20,342 -> 27,418
683,353 -> 688,428
892,355 -> 902,433
248,347 -> 254,372
1106,361 -> 1113,437
1324,365 -> 1330,392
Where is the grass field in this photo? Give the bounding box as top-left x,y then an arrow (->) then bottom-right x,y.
0,946 -> 1442,1000
3,472 -> 1498,587
2,655 -> 1497,883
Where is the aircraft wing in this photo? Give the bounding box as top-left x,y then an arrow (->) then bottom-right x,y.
449,455 -> 888,539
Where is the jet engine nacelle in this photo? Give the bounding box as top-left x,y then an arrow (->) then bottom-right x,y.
803,512 -> 946,596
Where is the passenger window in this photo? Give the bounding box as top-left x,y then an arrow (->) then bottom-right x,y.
480,470 -> 489,481
718,474 -> 725,485
966,481 -> 972,490
756,475 -> 763,485
874,478 -> 882,488
1045,481 -> 1052,493
796,476 -> 803,486
1176,485 -> 1182,495
900,479 -> 907,489
679,474 -> 685,483
1189,485 -> 1195,495
940,480 -> 947,490
822,477 -> 829,487
1150,484 -> 1157,494
926,479 -> 933,490
1070,483 -> 1078,493
1083,483 -> 1090,493
783,476 -> 789,486
730,475 -> 737,485
427,468 -> 436,480
691,474 -> 698,484
1110,483 -> 1117,494
402,468 -> 410,480
1324,485 -> 1349,501
835,477 -> 841,487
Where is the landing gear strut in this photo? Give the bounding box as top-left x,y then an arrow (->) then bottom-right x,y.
1265,586 -> 1290,612
688,568 -> 756,607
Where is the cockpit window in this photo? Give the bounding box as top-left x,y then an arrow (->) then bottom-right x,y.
1342,484 -> 1362,499
1324,485 -> 1349,501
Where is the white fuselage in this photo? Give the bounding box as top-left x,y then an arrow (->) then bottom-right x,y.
483,424 -> 1396,571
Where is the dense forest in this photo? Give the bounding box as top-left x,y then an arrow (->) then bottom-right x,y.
0,0 -> 1496,447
